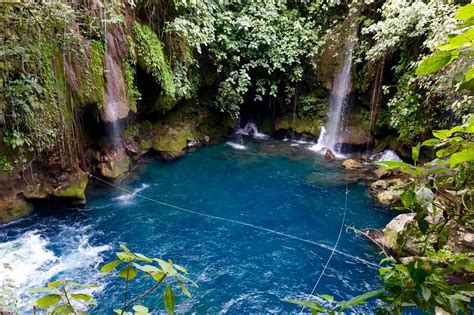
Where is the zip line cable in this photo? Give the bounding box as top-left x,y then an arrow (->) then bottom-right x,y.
299,178 -> 350,315
87,172 -> 376,268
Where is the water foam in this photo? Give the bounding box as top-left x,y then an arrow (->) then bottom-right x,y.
370,149 -> 401,162
0,229 -> 110,308
114,183 -> 150,203
235,122 -> 269,139
226,141 -> 247,150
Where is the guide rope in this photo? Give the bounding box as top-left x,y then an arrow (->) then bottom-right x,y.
87,172 -> 376,268
299,178 -> 350,314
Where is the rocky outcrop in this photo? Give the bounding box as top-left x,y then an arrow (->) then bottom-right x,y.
149,102 -> 235,160
342,159 -> 363,169
102,24 -> 130,123
325,149 -> 336,160
97,148 -> 131,179
274,114 -> 324,138
373,213 -> 418,254
370,178 -> 404,205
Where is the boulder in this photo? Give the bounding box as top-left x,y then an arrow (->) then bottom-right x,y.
52,174 -> 89,202
375,213 -> 418,253
0,198 -> 33,225
376,190 -> 402,205
324,149 -> 336,161
374,168 -> 391,179
342,159 -> 363,169
97,148 -> 130,179
371,178 -> 404,190
448,223 -> 474,253
371,178 -> 404,205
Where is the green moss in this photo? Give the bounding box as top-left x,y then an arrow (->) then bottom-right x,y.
153,94 -> 176,113
123,60 -> 140,113
53,175 -> 88,200
275,114 -> 323,137
132,22 -> 175,98
152,126 -> 193,153
88,40 -> 106,109
0,199 -> 34,224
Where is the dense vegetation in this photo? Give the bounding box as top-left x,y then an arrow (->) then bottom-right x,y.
0,0 -> 473,313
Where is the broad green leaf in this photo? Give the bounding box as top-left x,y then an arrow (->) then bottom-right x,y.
116,252 -> 136,262
446,28 -> 474,47
100,260 -> 122,273
446,148 -> 474,167
71,293 -> 92,301
52,304 -> 75,314
422,138 -> 440,147
415,51 -> 460,75
164,284 -> 175,314
36,294 -> 61,308
133,263 -> 161,274
459,78 -> 474,94
281,299 -> 326,312
338,290 -> 384,311
456,3 -> 474,21
374,161 -> 412,170
119,266 -> 137,280
465,67 -> 474,82
48,280 -> 68,288
318,294 -> 334,303
134,253 -> 153,262
400,189 -> 416,207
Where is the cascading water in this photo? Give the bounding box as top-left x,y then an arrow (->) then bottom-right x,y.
226,122 -> 269,150
310,36 -> 354,157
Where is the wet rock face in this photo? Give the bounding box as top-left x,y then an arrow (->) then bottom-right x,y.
342,159 -> 363,169
97,148 -> 131,179
148,102 -> 235,161
102,24 -> 130,123
274,114 -> 324,138
324,149 -> 336,160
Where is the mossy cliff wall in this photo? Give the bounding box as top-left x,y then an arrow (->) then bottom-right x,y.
0,2 -> 234,223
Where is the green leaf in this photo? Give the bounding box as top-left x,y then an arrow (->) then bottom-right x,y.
446,148 -> 474,167
71,293 -> 92,301
52,304 -> 75,314
415,51 -> 460,75
338,290 -> 384,311
446,28 -> 474,47
281,299 -> 326,312
400,189 -> 416,207
318,294 -> 334,303
100,260 -> 122,273
412,143 -> 420,163
132,305 -> 149,314
119,266 -> 137,280
421,286 -> 431,301
48,280 -> 68,288
456,3 -> 474,21
164,284 -> 175,314
422,138 -> 440,147
36,294 -> 61,308
465,67 -> 474,82
177,280 -> 192,298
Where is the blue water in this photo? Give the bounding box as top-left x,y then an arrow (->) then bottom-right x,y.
0,140 -> 394,313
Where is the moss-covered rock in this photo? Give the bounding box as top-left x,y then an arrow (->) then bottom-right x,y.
52,174 -> 88,201
274,114 -> 323,138
0,198 -> 33,225
98,148 -> 131,179
148,101 -> 235,160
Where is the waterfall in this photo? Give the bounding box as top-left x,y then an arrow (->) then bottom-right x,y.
235,122 -> 269,139
227,122 -> 268,150
310,36 -> 354,157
